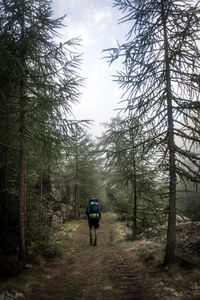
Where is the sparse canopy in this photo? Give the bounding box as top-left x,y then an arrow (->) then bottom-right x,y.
105,0 -> 200,264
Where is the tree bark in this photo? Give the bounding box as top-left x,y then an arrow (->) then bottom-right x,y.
19,78 -> 26,267
39,172 -> 43,223
161,0 -> 177,265
0,146 -> 8,251
74,182 -> 78,218
130,125 -> 137,240
74,134 -> 78,218
133,169 -> 137,240
132,147 -> 137,240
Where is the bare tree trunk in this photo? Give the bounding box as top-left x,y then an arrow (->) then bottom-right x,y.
132,155 -> 137,240
74,182 -> 78,218
39,172 -> 43,223
19,78 -> 26,267
74,134 -> 78,218
0,146 -> 8,251
130,125 -> 137,240
161,0 -> 176,265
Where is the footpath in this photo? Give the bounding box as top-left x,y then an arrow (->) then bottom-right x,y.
24,213 -> 150,300
4,213 -> 200,299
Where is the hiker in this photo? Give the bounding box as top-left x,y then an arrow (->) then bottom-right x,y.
85,197 -> 101,246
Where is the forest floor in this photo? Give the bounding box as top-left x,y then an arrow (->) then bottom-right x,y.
1,213 -> 200,299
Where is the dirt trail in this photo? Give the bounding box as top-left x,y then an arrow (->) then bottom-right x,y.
25,214 -> 151,300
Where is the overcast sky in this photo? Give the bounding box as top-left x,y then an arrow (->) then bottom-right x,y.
52,0 -> 128,138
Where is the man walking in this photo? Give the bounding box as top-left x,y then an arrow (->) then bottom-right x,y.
85,197 -> 101,246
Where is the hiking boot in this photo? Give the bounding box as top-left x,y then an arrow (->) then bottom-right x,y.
90,235 -> 93,246
94,238 -> 97,246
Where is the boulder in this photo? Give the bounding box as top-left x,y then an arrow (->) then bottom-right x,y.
52,204 -> 73,224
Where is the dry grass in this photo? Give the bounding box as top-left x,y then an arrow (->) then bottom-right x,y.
112,216 -> 200,300
1,214 -> 200,300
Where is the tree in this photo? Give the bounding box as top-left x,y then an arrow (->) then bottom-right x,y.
63,131 -> 102,216
106,0 -> 200,264
100,116 -> 165,238
0,0 -> 82,266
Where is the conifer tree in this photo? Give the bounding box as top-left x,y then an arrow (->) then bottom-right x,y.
63,131 -> 102,216
0,0 -> 82,266
106,0 -> 200,264
100,117 -> 160,239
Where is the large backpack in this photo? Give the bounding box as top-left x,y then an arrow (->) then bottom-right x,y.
88,198 -> 99,219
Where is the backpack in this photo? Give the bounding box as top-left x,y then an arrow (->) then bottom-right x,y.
88,198 -> 99,219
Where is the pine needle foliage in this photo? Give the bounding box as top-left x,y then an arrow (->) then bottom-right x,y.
100,117 -> 168,238
105,0 -> 200,264
0,0 -> 83,264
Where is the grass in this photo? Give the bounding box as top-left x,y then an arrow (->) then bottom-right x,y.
0,263 -> 44,295
0,220 -> 76,297
1,214 -> 200,300
112,215 -> 200,300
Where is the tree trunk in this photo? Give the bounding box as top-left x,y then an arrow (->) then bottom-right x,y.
130,126 -> 137,240
39,172 -> 43,223
74,134 -> 78,218
132,147 -> 137,240
161,1 -> 177,265
19,78 -> 26,267
74,182 -> 78,218
133,171 -> 137,240
0,146 -> 8,252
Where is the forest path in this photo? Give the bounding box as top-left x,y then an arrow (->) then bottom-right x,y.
25,213 -> 151,300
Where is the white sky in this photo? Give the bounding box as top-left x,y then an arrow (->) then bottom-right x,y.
53,0 -> 128,138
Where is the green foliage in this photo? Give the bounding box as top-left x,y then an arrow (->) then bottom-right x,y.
0,0 -> 83,257
100,116 -> 168,235
53,131 -> 103,216
106,0 -> 200,185
113,189 -> 133,220
105,0 -> 200,264
34,237 -> 63,259
177,183 -> 200,221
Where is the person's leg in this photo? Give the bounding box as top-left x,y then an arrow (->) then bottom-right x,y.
88,218 -> 93,245
89,227 -> 93,245
94,228 -> 98,239
89,227 -> 92,237
94,222 -> 99,246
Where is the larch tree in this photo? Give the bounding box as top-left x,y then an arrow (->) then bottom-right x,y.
106,0 -> 200,265
100,116 -> 158,239
0,0 -> 82,266
0,24 -> 20,252
63,130 -> 102,217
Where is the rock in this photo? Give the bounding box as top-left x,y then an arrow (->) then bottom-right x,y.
24,264 -> 32,269
98,286 -> 113,293
52,204 -> 74,224
13,292 -> 24,299
0,289 -> 24,300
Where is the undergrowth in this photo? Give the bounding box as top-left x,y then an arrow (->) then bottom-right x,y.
114,216 -> 200,300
